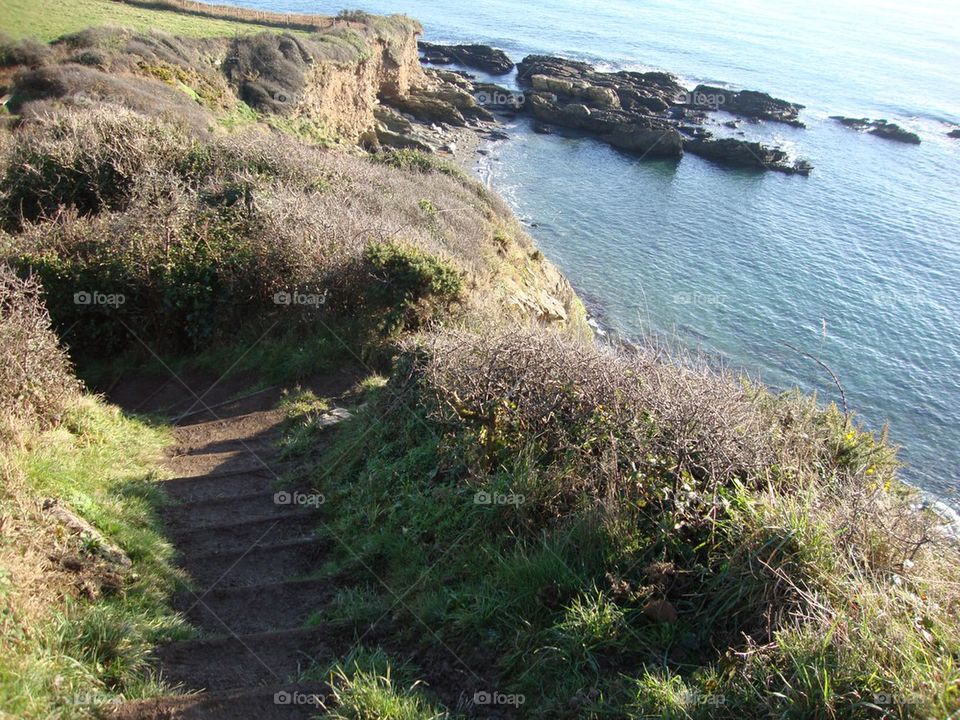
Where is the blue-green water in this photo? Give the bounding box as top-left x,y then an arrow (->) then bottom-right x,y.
228,0 -> 960,507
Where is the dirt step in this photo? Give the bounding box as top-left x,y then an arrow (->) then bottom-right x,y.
107,682 -> 330,720
183,579 -> 334,635
155,625 -> 353,690
182,538 -> 330,590
171,512 -> 318,558
164,390 -> 282,421
169,387 -> 282,424
163,448 -> 282,476
170,433 -> 284,459
173,407 -> 286,438
161,468 -> 285,504
162,490 -> 312,530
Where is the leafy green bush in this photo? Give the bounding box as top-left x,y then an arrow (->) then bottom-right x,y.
363,241 -> 463,332
371,149 -> 466,180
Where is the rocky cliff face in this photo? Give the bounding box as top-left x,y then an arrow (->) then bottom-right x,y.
296,33 -> 424,141
250,21 -> 426,142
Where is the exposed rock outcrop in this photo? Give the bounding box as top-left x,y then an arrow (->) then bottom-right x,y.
224,21 -> 426,142
382,68 -> 495,126
525,92 -> 683,157
684,136 -> 812,175
519,55 -> 687,115
418,41 -> 514,74
690,85 -> 804,126
512,55 -> 811,171
830,116 -> 921,144
367,107 -> 434,151
948,128 -> 960,139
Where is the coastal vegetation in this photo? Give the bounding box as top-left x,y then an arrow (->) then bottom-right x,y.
0,2 -> 957,718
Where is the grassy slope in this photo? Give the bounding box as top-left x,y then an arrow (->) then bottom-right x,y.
0,0 -> 284,40
277,339 -> 960,719
0,398 -> 190,719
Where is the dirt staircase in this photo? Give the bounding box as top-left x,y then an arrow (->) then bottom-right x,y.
106,371 -> 359,719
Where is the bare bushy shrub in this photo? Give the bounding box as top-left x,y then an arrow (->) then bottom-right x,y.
407,329 -> 914,526
0,105 -> 197,230
0,33 -> 53,68
0,265 -> 78,442
2,108 -> 554,353
388,327 -> 959,670
409,328 -> 775,507
121,30 -> 214,67
9,64 -> 214,136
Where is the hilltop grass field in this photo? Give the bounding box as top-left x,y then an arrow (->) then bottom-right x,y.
0,0 -> 295,40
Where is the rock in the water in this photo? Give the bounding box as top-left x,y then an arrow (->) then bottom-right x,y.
830,116 -> 921,144
513,55 -> 810,171
418,41 -> 514,74
684,136 -> 812,174
473,82 -> 526,112
690,84 -> 804,126
525,90 -> 683,158
949,128 -> 960,139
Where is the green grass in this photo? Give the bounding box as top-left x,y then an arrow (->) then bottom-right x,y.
0,396 -> 190,718
265,115 -> 341,147
306,646 -> 450,720
0,0 -> 291,41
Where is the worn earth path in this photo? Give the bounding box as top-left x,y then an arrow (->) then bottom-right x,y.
104,369 -> 365,720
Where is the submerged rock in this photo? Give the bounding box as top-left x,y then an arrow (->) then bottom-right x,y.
831,116 -> 921,144
418,41 -> 514,74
